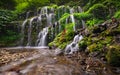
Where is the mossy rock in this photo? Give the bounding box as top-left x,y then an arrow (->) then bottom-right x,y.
58,42 -> 68,50
92,25 -> 104,34
79,40 -> 87,50
106,45 -> 120,67
48,30 -> 75,50
87,42 -> 103,53
100,36 -> 113,45
87,43 -> 98,52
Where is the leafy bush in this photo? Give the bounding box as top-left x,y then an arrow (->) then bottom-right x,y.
59,13 -> 70,22
65,23 -> 74,32
114,10 -> 120,18
0,10 -> 16,34
86,19 -> 104,27
14,2 -> 29,14
74,12 -> 92,20
65,1 -> 80,7
87,3 -> 108,19
86,19 -> 97,27
0,9 -> 19,47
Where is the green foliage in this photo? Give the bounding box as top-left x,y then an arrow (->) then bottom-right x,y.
86,19 -> 97,27
65,23 -> 74,32
87,43 -> 98,52
0,10 -> 16,33
78,40 -> 87,49
48,4 -> 58,9
59,13 -> 70,22
14,2 -> 29,14
48,30 -> 75,49
106,45 -> 120,66
73,12 -> 92,20
0,30 -> 20,47
0,9 -> 19,47
114,10 -> 120,18
65,1 -> 80,7
87,3 -> 108,19
14,0 -> 50,14
86,19 -> 104,27
0,0 -> 16,9
0,10 -> 16,24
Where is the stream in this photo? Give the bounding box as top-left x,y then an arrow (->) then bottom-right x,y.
0,47 -> 120,75
0,47 -> 83,75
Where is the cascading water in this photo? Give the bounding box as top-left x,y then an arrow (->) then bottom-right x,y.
20,6 -> 85,47
36,27 -> 48,46
20,19 -> 28,46
27,17 -> 37,46
65,34 -> 83,54
78,6 -> 86,28
70,14 -> 76,31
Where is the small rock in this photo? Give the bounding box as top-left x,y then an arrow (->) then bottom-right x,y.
89,51 -> 100,57
54,48 -> 63,56
79,60 -> 86,65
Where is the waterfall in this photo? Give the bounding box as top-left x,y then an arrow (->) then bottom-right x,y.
70,14 -> 76,31
78,6 -> 83,13
37,27 -> 48,46
20,19 -> 28,46
65,34 -> 83,54
41,6 -> 48,14
20,5 -> 85,47
78,6 -> 86,28
27,17 -> 37,46
70,8 -> 74,14
47,13 -> 55,26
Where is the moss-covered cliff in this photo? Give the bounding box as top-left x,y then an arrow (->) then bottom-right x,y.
78,19 -> 120,66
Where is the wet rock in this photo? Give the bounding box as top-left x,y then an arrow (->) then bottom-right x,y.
92,26 -> 102,34
89,51 -> 100,57
85,49 -> 90,55
114,35 -> 120,43
101,57 -> 107,62
85,70 -> 96,75
3,72 -> 18,75
54,48 -> 64,56
110,67 -> 120,74
79,59 -> 86,65
106,45 -> 120,67
85,57 -> 102,69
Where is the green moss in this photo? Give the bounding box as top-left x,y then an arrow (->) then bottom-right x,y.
87,3 -> 108,19
58,42 -> 68,49
48,30 -> 75,50
87,43 -> 98,52
78,40 -> 87,50
100,37 -> 113,45
59,13 -> 70,22
114,10 -> 120,18
73,12 -> 92,20
102,25 -> 120,36
106,45 -> 120,66
48,4 -> 58,9
86,19 -> 104,27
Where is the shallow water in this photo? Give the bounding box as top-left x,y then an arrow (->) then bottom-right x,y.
0,47 -> 82,75
0,47 -> 120,75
